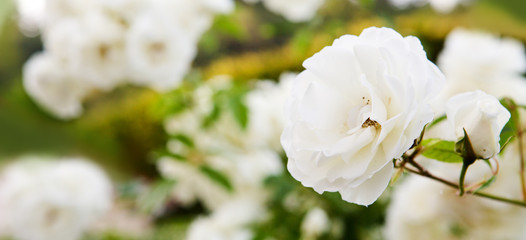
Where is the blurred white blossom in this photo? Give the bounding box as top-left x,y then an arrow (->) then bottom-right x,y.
159,75 -> 285,212
157,157 -> 231,210
125,13 -> 196,91
20,0 -> 234,119
186,197 -> 265,240
246,72 -> 295,151
433,28 -> 526,112
23,53 -> 93,119
446,90 -> 510,159
388,0 -> 475,13
262,0 -> 325,22
281,27 -> 445,206
301,207 -> 330,240
241,0 -> 324,22
14,0 -> 46,36
0,157 -> 113,240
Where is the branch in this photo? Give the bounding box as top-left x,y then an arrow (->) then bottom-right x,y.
398,148 -> 526,208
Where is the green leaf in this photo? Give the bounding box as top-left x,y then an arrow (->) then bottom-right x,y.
201,103 -> 221,129
427,114 -> 446,129
171,134 -> 195,148
499,98 -> 519,151
228,93 -> 249,130
200,166 -> 233,192
151,149 -> 186,162
138,179 -> 176,214
421,138 -> 463,163
473,175 -> 497,193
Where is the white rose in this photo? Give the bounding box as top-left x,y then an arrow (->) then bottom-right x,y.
438,28 -> 526,81
281,27 -> 445,206
0,157 -> 112,240
262,0 -> 325,22
23,53 -> 93,119
126,12 -> 197,91
432,28 -> 526,112
43,13 -> 126,91
446,90 -> 510,159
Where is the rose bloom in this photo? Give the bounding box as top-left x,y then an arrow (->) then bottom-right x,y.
281,27 -> 444,205
0,157 -> 112,240
432,28 -> 526,112
446,90 -> 510,159
23,53 -> 94,119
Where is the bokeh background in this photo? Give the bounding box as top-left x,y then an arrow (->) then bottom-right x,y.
0,0 -> 526,239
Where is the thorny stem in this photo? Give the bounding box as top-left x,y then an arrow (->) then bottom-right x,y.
398,147 -> 526,208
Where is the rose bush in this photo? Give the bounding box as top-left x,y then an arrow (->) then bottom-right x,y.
281,27 -> 445,205
446,90 -> 510,159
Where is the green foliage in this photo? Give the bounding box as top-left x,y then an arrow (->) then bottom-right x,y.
170,134 -> 195,148
138,179 -> 176,214
473,174 -> 497,193
499,98 -> 519,152
427,114 -> 446,129
228,92 -> 249,130
0,0 -> 14,34
199,166 -> 234,192
421,139 -> 463,163
201,103 -> 222,128
213,82 -> 250,130
482,0 -> 526,23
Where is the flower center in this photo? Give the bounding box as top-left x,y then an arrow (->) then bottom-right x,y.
361,117 -> 381,128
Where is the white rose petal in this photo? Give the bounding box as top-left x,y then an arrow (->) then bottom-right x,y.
446,90 -> 510,159
281,27 -> 445,206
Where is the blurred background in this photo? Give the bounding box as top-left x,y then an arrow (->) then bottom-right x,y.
0,0 -> 525,239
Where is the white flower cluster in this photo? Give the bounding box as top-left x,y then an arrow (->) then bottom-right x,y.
433,28 -> 526,112
186,197 -> 265,240
281,27 -> 445,206
0,157 -> 113,240
21,0 -> 234,119
385,143 -> 526,239
159,74 -> 293,238
388,0 -> 475,13
243,0 -> 326,22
